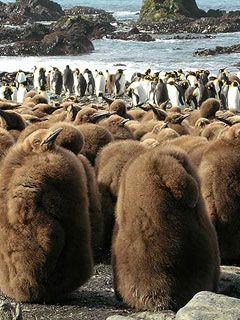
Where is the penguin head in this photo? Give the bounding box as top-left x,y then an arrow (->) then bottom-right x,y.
232,81 -> 239,87
22,128 -> 63,153
106,114 -> 126,128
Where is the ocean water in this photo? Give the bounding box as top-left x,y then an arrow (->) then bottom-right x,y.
0,0 -> 240,75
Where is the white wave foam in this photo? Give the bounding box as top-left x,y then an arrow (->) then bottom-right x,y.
112,11 -> 139,20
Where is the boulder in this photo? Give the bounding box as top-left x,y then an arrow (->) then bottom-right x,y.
219,266 -> 240,299
64,6 -> 116,23
53,15 -> 116,40
15,0 -> 64,20
175,291 -> 240,320
42,31 -> 94,54
107,30 -> 155,41
194,44 -> 240,56
107,311 -> 176,320
1,0 -> 64,23
139,0 -> 206,21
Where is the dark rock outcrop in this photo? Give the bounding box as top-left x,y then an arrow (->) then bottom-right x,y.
107,27 -> 155,42
194,44 -> 240,57
53,15 -> 116,40
0,24 -> 50,45
65,6 -> 116,23
0,32 -> 94,56
139,13 -> 240,34
140,0 -> 206,22
1,0 -> 64,23
0,2 -> 118,56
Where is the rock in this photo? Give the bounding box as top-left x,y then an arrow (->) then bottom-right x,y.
175,291 -> 240,320
107,30 -> 155,42
64,6 -> 116,23
1,0 -> 64,22
127,27 -> 140,35
0,301 -> 23,320
0,23 -> 50,46
107,311 -> 176,320
53,15 -> 116,40
139,13 -> 240,34
42,31 -> 94,54
219,266 -> 240,299
194,44 -> 240,56
206,9 -> 225,18
139,0 -> 206,22
0,30 -> 94,56
168,34 -> 215,40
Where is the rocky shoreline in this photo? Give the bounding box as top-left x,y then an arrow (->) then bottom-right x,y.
0,0 -> 240,56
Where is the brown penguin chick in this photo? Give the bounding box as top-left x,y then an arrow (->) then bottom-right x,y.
74,107 -> 98,125
112,146 -> 220,311
108,99 -> 133,120
23,97 -> 33,104
0,101 -> 20,110
0,109 -> 27,139
169,106 -> 182,113
123,120 -> 140,134
134,120 -> 160,140
218,123 -> 240,140
30,94 -> 49,105
228,75 -> 240,83
201,121 -> 227,141
199,126 -> 240,265
0,127 -> 15,159
18,121 -> 50,143
45,122 -> 103,260
188,98 -> 220,126
100,115 -> 135,140
22,114 -> 46,125
95,140 -> 146,254
78,154 -> 103,262
156,128 -> 179,143
140,138 -> 159,148
191,118 -> 210,136
141,122 -> 165,141
164,113 -> 190,136
223,115 -> 240,125
0,128 -> 93,302
32,103 -> 60,116
24,91 -> 37,99
50,120 -> 104,261
163,135 -> 209,167
200,98 -> 220,119
22,101 -> 36,109
127,108 -> 146,121
47,105 -> 78,124
77,123 -> 113,166
215,110 -> 235,119
141,105 -> 167,123
50,122 -> 84,155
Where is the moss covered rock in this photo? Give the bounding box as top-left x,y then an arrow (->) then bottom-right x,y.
140,0 -> 206,21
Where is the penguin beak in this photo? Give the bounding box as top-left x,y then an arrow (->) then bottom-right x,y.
159,99 -> 170,110
41,128 -> 63,146
215,116 -> 232,127
118,118 -> 130,127
172,114 -> 190,124
89,111 -> 111,123
150,104 -> 167,121
160,122 -> 169,129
